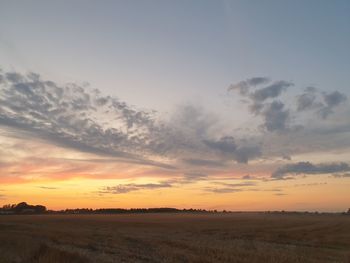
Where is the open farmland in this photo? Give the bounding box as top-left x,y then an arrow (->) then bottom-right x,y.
0,213 -> 349,263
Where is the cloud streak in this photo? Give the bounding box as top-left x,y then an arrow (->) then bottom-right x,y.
204,181 -> 258,194
99,182 -> 172,194
272,162 -> 350,179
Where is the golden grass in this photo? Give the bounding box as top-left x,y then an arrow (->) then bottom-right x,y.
0,213 -> 349,262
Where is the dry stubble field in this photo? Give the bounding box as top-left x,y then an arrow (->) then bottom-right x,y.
0,213 -> 349,263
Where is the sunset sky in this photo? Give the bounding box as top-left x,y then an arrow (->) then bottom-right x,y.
0,0 -> 349,212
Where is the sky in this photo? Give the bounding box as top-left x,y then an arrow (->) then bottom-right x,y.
0,0 -> 349,212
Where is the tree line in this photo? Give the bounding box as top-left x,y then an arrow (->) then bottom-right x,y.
0,202 -> 223,215
1,202 -> 350,215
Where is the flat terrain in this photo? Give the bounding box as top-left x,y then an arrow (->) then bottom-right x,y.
0,213 -> 349,263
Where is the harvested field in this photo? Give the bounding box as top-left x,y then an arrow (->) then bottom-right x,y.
0,213 -> 349,263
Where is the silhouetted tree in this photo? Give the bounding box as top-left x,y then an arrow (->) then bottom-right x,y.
1,202 -> 47,214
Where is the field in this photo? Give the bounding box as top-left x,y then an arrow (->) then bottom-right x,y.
0,213 -> 349,263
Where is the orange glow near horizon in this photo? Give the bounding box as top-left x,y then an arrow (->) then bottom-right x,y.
1,172 -> 349,212
0,104 -> 350,213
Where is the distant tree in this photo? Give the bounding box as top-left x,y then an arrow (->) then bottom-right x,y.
34,205 -> 47,213
3,202 -> 48,214
13,202 -> 30,213
2,204 -> 13,210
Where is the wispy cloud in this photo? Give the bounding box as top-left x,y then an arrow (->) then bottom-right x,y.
332,173 -> 350,178
37,186 -> 59,190
182,158 -> 226,168
204,181 -> 257,194
99,182 -> 172,194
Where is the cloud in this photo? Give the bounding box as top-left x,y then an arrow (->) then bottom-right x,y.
203,136 -> 237,154
99,182 -> 172,194
261,101 -> 290,132
332,173 -> 350,178
318,91 -> 347,119
293,182 -> 327,187
296,88 -> 347,119
229,78 -> 292,106
52,156 -> 177,170
296,87 -> 318,111
203,136 -> 262,163
1,69 -> 349,187
234,145 -> 262,163
274,193 -> 287,196
216,182 -> 257,187
282,155 -> 292,160
151,104 -> 220,157
2,70 -> 255,171
272,162 -> 350,179
250,81 -> 292,102
204,181 -> 257,193
228,77 -> 269,95
247,77 -> 271,86
38,186 -> 59,190
229,78 -> 293,132
229,78 -> 348,136
183,172 -> 208,179
324,91 -> 347,108
205,187 -> 243,193
5,72 -> 24,83
0,70 -> 163,165
258,111 -> 350,162
182,158 -> 226,167
1,69 -> 272,187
